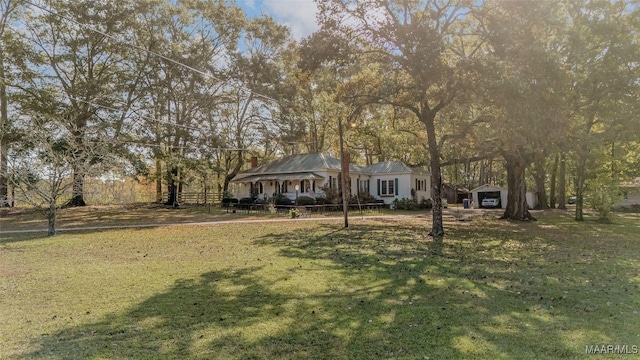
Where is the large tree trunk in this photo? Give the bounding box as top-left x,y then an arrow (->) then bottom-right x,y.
501,154 -> 535,221
155,158 -> 162,203
575,155 -> 587,221
558,152 -> 566,210
165,166 -> 179,206
66,169 -> 86,207
47,200 -> 57,236
549,154 -> 559,209
532,159 -> 548,210
423,111 -> 444,241
0,51 -> 9,207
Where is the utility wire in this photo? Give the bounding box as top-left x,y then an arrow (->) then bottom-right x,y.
23,0 -> 281,105
122,141 -> 248,151
0,74 -> 228,134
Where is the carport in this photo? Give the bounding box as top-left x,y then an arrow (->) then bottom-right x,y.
470,184 -> 508,209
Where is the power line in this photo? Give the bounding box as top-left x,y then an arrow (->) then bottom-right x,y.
1,75 -> 264,155
23,0 -> 281,105
122,141 -> 248,151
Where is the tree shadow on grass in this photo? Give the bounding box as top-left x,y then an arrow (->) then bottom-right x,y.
15,217 -> 640,359
251,218 -> 640,359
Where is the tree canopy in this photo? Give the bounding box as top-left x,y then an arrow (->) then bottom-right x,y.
2,0 -> 638,236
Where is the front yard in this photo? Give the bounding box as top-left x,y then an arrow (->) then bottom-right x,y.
1,212 -> 639,359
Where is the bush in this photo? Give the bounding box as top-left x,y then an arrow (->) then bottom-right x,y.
296,196 -> 316,206
221,198 -> 238,205
614,204 -> 640,213
267,203 -> 277,214
420,197 -> 433,209
314,197 -> 328,205
273,194 -> 292,206
289,208 -> 300,218
239,197 -> 255,204
586,181 -> 620,223
320,185 -> 341,204
393,197 -> 418,210
351,191 -> 376,204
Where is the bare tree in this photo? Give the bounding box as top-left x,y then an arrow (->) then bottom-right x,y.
10,114 -> 110,236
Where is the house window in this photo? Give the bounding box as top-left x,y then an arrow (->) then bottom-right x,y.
330,176 -> 337,189
379,179 -> 398,196
381,180 -> 395,195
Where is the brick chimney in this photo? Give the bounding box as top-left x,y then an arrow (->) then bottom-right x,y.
250,156 -> 258,168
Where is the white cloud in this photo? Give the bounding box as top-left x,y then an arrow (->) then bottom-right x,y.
263,0 -> 319,40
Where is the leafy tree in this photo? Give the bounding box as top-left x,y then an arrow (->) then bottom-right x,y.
26,0 -> 152,206
475,0 -> 569,221
562,0 -> 639,220
317,0 -> 483,240
0,0 -> 31,206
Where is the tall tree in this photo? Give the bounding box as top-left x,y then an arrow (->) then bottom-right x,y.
0,0 -> 27,206
562,0 -> 639,220
476,0 -> 568,220
317,0 -> 482,241
27,0 -> 151,206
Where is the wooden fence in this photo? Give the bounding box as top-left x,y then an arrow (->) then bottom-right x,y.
161,192 -> 222,205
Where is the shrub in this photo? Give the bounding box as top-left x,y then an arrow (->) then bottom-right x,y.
393,197 -> 417,210
289,208 -> 300,218
296,196 -> 316,206
221,198 -> 238,205
586,181 -> 620,223
351,191 -> 376,204
273,194 -> 292,206
267,203 -> 277,214
239,197 -> 255,204
614,204 -> 640,213
314,197 -> 328,205
420,197 -> 433,209
320,185 -> 341,204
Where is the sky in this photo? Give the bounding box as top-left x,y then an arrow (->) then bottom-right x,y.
239,0 -> 320,40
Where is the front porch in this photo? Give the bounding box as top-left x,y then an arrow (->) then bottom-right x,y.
230,172 -> 326,201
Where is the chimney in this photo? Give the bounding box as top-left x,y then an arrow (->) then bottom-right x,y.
250,156 -> 258,168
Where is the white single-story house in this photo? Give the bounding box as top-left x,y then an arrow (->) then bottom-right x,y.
230,153 -> 431,205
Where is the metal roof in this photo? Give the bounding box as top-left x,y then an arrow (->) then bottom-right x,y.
231,154 -> 429,183
470,184 -> 506,193
364,162 -> 413,174
231,172 -> 325,183
237,153 -> 362,176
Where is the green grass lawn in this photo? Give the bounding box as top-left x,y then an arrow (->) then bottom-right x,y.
0,204 -> 397,232
1,212 -> 639,359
